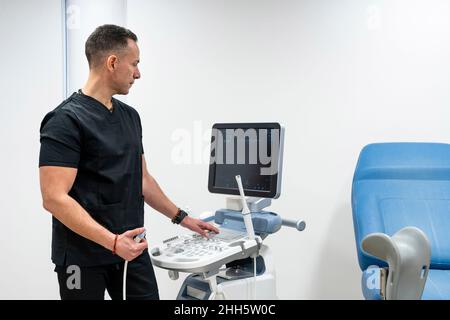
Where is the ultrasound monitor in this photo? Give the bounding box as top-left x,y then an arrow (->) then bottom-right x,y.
208,123 -> 284,199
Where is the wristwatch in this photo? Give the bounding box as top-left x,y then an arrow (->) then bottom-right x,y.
172,208 -> 188,224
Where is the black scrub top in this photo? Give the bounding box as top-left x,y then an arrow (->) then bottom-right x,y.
39,91 -> 145,266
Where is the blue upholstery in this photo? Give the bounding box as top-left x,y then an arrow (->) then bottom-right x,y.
422,270 -> 450,299
352,143 -> 450,299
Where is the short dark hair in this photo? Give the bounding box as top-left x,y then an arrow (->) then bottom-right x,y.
85,24 -> 138,68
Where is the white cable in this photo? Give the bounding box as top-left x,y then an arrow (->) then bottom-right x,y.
123,261 -> 129,300
235,175 -> 255,240
236,175 -> 259,300
253,256 -> 257,300
123,230 -> 146,300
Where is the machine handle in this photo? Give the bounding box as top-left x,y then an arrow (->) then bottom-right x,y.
281,219 -> 306,231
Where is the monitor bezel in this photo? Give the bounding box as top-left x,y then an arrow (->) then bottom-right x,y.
207,122 -> 284,199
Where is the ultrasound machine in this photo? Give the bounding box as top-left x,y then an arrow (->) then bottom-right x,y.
149,123 -> 306,300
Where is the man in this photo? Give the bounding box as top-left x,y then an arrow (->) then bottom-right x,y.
39,24 -> 218,300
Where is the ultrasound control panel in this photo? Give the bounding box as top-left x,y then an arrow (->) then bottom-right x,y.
150,227 -> 259,274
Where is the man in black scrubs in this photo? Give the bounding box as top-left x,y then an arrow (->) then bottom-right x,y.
39,24 -> 218,300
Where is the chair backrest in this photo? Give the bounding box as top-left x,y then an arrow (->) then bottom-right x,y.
352,142 -> 450,271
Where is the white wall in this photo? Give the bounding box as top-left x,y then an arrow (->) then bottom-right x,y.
65,0 -> 127,97
126,0 -> 450,299
2,0 -> 450,299
0,0 -> 64,299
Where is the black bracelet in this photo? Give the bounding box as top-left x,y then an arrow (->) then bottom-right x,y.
172,208 -> 188,224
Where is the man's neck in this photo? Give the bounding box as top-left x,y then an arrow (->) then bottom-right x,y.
81,74 -> 114,110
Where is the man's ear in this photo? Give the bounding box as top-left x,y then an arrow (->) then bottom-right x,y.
106,55 -> 118,71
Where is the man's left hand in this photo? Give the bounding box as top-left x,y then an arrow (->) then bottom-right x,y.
180,216 -> 220,237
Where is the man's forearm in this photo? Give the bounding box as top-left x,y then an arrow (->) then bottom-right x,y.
43,194 -> 115,251
142,174 -> 178,219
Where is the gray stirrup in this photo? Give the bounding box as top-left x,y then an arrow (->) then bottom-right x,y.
362,226 -> 431,300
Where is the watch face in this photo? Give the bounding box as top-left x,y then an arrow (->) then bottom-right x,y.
172,209 -> 187,224
178,210 -> 186,221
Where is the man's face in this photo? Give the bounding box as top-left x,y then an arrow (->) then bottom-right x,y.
110,39 -> 141,95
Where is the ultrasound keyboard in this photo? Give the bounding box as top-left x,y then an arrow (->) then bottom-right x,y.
150,227 -> 259,273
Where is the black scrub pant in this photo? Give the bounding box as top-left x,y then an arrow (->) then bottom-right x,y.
54,252 -> 159,300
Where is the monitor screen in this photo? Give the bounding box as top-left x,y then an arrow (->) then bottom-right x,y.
208,123 -> 284,199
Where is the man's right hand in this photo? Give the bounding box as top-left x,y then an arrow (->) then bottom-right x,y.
114,227 -> 148,261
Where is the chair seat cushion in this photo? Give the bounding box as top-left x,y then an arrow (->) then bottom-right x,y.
422,269 -> 450,300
